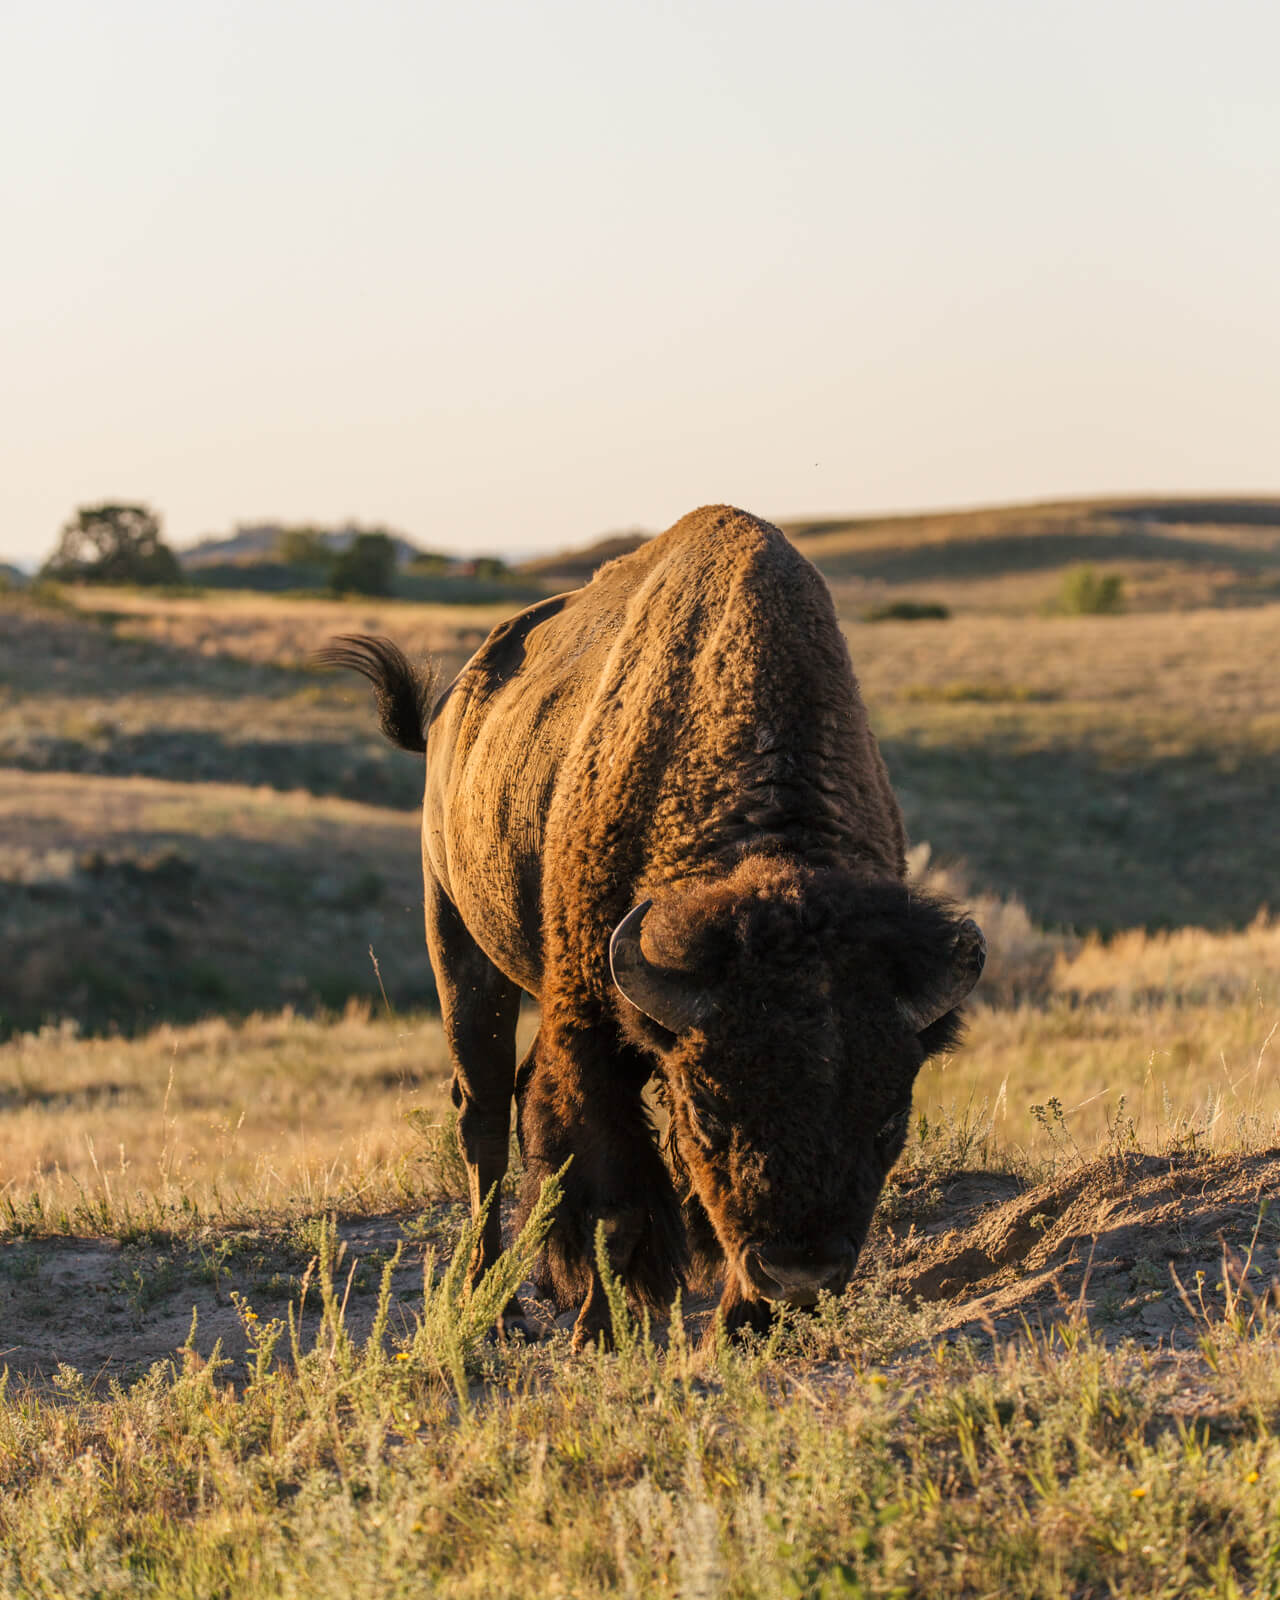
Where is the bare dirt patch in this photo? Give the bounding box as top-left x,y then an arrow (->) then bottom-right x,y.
0,1212 -> 443,1387
6,1149 -> 1279,1390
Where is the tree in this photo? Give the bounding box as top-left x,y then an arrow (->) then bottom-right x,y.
406,550 -> 452,575
42,503 -> 183,586
329,531 -> 397,596
275,527 -> 334,569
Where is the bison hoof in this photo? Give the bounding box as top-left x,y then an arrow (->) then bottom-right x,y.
569,1282 -> 619,1353
487,1299 -> 537,1345
703,1289 -> 776,1349
570,1309 -> 613,1354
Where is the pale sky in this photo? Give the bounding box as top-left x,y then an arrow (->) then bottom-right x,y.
3,0 -> 1277,566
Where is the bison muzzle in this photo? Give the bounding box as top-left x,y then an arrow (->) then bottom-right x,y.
317,505 -> 983,1348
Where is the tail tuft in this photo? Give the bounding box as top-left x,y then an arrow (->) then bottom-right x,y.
311,635 -> 437,753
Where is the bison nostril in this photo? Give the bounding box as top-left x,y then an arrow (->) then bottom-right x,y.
742,1240 -> 855,1303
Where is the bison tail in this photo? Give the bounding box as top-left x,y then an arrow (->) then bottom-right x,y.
311,634 -> 438,754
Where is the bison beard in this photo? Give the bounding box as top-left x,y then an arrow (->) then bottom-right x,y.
317,505 -> 984,1349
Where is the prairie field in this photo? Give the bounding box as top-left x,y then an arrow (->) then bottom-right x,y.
3,498 -> 1280,1596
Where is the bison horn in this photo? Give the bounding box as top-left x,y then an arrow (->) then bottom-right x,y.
898,917 -> 986,1033
609,901 -> 710,1034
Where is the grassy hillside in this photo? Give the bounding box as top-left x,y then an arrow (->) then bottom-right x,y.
784,495 -> 1280,614
4,494 -> 1278,1034
0,590 -> 470,1034
0,771 -> 432,1036
855,601 -> 1280,931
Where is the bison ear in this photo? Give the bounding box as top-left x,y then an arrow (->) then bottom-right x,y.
610,901 -> 712,1034
896,917 -> 986,1034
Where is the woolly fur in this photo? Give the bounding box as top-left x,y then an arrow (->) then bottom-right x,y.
328,506 -> 978,1344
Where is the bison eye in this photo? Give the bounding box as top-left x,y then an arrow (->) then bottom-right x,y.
875,1108 -> 911,1156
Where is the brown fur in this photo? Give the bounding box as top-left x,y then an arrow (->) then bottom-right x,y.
322,506 -> 976,1346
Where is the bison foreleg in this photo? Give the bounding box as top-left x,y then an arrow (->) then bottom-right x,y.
515,1025 -> 687,1351
662,1124 -> 725,1292
708,1276 -> 776,1347
453,1091 -> 529,1338
426,880 -> 529,1340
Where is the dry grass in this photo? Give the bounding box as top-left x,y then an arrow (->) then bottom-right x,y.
4,1125 -> 1280,1596
850,601 -> 1280,748
920,986 -> 1280,1164
0,1008 -> 453,1233
0,770 -> 431,1036
854,602 -> 1280,932
904,847 -> 1280,1158
0,590 -> 443,809
1058,917 -> 1280,1008
51,582 -> 512,678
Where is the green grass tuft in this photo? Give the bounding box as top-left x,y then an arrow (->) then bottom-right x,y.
1055,564 -> 1127,614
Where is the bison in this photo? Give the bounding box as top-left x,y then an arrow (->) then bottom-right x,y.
318,505 -> 983,1347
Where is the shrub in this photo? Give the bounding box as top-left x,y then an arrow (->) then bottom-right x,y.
863,600 -> 951,622
1057,565 -> 1125,615
329,532 -> 397,596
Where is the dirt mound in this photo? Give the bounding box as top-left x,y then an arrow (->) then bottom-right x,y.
865,1148 -> 1280,1343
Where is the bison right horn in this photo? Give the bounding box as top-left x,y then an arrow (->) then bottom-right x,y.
897,917 -> 986,1033
609,901 -> 710,1035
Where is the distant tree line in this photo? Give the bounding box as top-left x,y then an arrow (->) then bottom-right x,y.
37,502 -> 519,598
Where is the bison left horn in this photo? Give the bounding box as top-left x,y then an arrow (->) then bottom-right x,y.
609,901 -> 710,1034
897,917 -> 986,1033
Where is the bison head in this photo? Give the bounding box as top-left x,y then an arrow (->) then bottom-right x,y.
610,858 -> 984,1322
